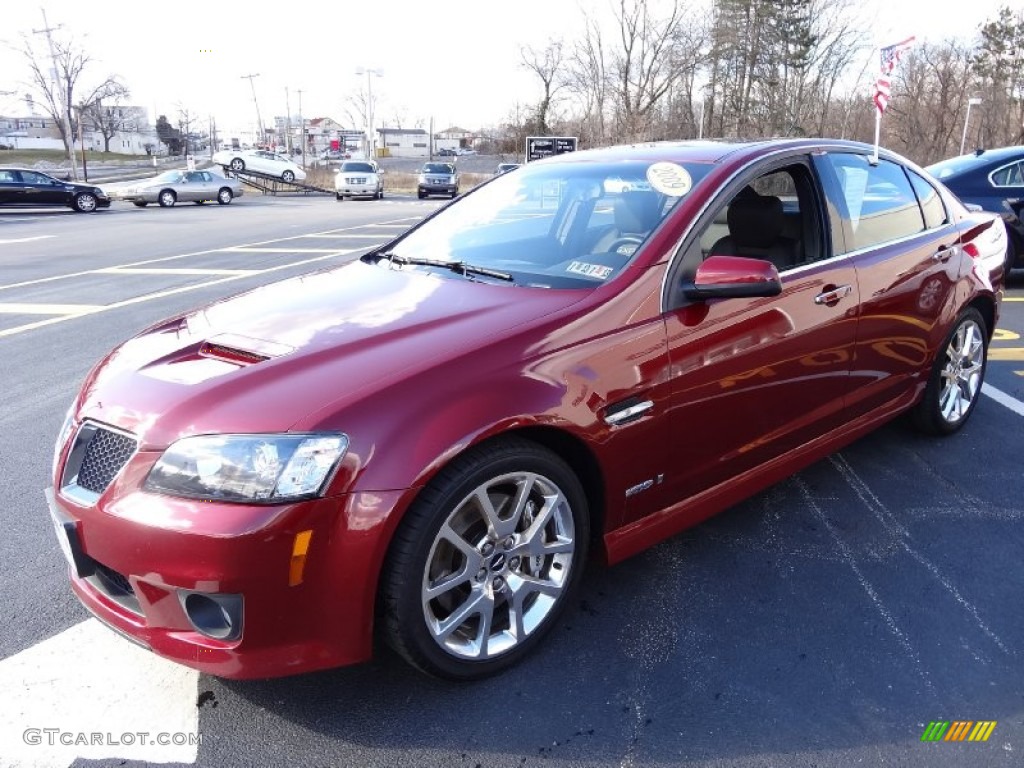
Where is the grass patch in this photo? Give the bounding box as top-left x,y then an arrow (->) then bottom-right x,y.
0,148 -> 161,166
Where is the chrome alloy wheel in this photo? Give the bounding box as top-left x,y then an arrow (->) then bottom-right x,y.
421,471 -> 576,661
938,317 -> 985,425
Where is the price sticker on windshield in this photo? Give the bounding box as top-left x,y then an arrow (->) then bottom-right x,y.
646,162 -> 692,197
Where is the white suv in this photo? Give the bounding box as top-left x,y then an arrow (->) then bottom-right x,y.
334,160 -> 383,200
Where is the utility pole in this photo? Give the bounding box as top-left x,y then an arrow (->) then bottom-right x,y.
34,9 -> 78,179
241,73 -> 264,148
297,88 -> 305,167
285,86 -> 292,155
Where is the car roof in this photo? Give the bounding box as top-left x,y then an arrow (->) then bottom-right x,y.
927,145 -> 1024,174
537,138 -> 877,167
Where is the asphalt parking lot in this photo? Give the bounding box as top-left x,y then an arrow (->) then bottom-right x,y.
1,195 -> 1022,768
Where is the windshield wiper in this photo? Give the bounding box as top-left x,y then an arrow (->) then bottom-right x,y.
377,252 -> 514,282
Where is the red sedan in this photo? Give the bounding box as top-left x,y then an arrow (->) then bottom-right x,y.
48,139 -> 1004,680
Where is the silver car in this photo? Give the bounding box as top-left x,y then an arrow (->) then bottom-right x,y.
110,170 -> 244,208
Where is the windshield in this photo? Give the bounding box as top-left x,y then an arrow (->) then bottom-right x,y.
153,171 -> 185,183
340,162 -> 375,173
379,158 -> 712,289
423,164 -> 455,174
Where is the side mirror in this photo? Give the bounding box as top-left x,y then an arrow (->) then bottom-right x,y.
681,254 -> 782,301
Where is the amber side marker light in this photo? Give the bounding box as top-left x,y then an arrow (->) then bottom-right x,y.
289,530 -> 314,586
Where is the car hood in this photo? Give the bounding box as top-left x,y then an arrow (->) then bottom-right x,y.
76,260 -> 585,448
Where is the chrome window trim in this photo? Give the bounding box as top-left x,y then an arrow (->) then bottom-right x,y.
988,159 -> 1024,188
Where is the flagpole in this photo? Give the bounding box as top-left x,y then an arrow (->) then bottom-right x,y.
873,109 -> 881,164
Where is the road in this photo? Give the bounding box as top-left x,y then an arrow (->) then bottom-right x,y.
1,195 -> 1023,767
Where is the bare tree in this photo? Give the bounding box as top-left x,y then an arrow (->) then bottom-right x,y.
18,32 -> 126,159
83,84 -> 132,153
521,39 -> 567,135
609,0 -> 687,141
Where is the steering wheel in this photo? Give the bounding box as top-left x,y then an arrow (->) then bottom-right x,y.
606,236 -> 645,255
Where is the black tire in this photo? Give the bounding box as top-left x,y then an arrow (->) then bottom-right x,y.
452,188 -> 459,199
158,189 -> 176,208
217,188 -> 233,205
133,201 -> 148,208
229,158 -> 245,172
73,192 -> 97,213
418,190 -> 426,199
378,188 -> 384,200
335,193 -> 344,201
1004,225 -> 1019,274
380,437 -> 589,680
282,170 -> 295,183
910,307 -> 988,435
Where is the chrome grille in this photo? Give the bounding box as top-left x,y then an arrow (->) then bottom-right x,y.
77,427 -> 137,494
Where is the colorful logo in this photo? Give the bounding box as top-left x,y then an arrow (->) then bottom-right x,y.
921,721 -> 996,742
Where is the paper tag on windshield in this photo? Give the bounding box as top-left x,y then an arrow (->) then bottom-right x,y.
646,162 -> 692,197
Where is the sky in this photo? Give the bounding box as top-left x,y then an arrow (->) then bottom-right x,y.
0,0 -> 1020,140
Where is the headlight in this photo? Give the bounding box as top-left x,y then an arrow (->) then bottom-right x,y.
418,174 -> 427,183
52,403 -> 76,478
144,433 -> 348,503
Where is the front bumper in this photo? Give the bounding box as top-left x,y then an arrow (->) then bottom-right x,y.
418,184 -> 456,196
46,464 -> 406,678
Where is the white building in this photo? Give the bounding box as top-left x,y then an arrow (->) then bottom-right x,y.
378,128 -> 429,158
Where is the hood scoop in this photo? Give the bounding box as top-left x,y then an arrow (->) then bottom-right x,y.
139,333 -> 295,386
198,333 -> 294,365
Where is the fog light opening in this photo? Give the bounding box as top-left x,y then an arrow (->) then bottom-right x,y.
182,592 -> 242,641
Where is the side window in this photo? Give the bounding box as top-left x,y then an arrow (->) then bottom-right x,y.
0,170 -> 16,182
698,163 -> 823,271
991,161 -> 1023,187
907,169 -> 948,230
823,154 -> 924,252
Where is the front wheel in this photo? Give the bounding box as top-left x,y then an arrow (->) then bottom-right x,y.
911,307 -> 987,435
381,438 -> 589,680
73,192 -> 97,212
158,189 -> 176,208
282,170 -> 295,183
229,158 -> 245,172
133,201 -> 148,208
217,188 -> 233,205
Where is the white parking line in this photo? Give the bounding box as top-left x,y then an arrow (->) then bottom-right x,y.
98,267 -> 257,276
0,303 -> 102,315
0,235 -> 55,244
305,234 -> 390,239
0,219 -> 415,293
224,247 -> 342,254
982,383 -> 1024,418
0,249 -> 354,338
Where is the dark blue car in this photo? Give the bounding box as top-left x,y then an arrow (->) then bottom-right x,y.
927,146 -> 1024,273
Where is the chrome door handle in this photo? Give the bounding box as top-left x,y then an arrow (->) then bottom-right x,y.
933,245 -> 957,262
604,399 -> 654,426
813,285 -> 853,305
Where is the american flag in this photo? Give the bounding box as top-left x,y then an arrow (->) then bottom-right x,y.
873,36 -> 916,115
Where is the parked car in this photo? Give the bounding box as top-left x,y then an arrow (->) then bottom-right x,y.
0,167 -> 110,212
436,148 -> 457,157
108,169 -> 244,208
494,163 -> 520,175
926,146 -> 1024,273
334,160 -> 383,200
211,149 -> 307,183
48,139 -> 1002,683
418,161 -> 459,198
455,147 -> 477,156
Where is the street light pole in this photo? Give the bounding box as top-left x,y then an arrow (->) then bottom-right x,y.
241,73 -> 264,148
297,88 -> 305,167
960,97 -> 982,156
355,67 -> 382,159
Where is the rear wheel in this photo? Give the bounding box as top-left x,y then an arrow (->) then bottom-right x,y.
381,438 -> 589,680
1005,226 -> 1019,274
911,307 -> 987,435
73,192 -> 97,212
158,189 -> 176,208
133,201 -> 148,208
229,158 -> 245,172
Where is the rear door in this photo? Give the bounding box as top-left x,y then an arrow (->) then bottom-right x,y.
17,170 -> 68,206
813,151 -> 963,419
